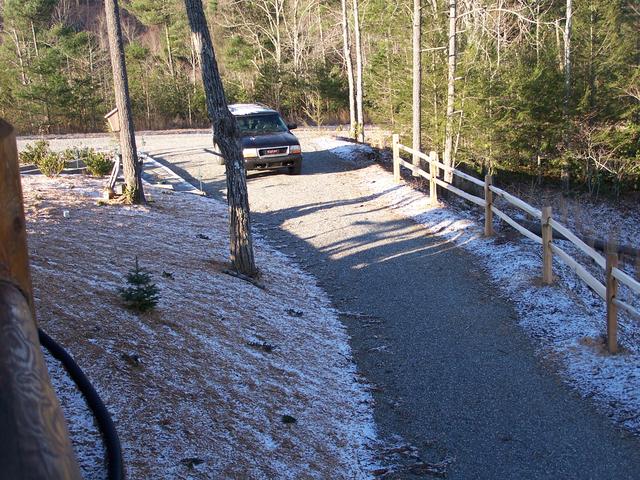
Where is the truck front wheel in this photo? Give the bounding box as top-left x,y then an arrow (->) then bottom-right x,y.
288,159 -> 302,175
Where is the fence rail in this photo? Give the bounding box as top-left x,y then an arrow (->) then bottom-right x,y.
0,118 -> 82,478
392,134 -> 640,354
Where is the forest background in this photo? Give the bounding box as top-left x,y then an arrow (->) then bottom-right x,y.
0,0 -> 638,193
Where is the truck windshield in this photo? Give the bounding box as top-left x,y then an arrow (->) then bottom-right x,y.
236,114 -> 288,135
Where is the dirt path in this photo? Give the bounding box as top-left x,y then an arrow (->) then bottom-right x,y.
131,134 -> 640,478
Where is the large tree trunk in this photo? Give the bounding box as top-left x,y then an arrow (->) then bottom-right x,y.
352,0 -> 365,143
412,0 -> 422,176
104,0 -> 145,204
183,0 -> 257,277
443,0 -> 457,183
340,0 -> 356,138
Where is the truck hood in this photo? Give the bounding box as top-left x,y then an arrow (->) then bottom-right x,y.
240,132 -> 299,148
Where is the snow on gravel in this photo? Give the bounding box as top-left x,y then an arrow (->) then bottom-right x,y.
23,174 -> 378,478
312,137 -> 375,162
327,142 -> 640,435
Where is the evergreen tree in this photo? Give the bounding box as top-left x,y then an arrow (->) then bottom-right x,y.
119,257 -> 160,313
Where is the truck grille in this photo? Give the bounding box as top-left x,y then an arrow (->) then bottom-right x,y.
258,146 -> 288,157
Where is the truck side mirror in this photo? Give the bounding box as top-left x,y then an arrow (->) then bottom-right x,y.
287,123 -> 298,130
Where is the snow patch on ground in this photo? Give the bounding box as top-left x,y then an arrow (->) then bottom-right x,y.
312,137 -> 375,162
352,163 -> 640,435
42,351 -> 106,478
24,174 -> 378,478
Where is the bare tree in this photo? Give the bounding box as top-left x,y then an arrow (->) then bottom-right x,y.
224,1 -> 285,70
412,0 -> 422,175
352,0 -> 365,143
562,0 -> 573,190
183,0 -> 257,277
104,0 -> 145,204
443,0 -> 457,183
340,0 -> 356,138
563,0 -> 572,114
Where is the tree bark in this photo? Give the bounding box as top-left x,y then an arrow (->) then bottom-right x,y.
183,0 -> 257,277
562,0 -> 573,190
563,0 -> 572,115
105,0 -> 145,204
412,0 -> 422,176
443,0 -> 457,183
10,29 -> 27,86
318,2 -> 327,68
352,0 -> 365,143
31,21 -> 39,57
340,0 -> 356,138
164,23 -> 176,80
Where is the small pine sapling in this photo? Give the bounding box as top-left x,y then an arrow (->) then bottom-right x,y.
119,257 -> 160,312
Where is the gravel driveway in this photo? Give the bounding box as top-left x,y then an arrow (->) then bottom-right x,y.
49,131 -> 640,478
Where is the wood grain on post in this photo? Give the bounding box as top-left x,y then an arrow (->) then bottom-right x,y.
541,206 -> 553,285
392,134 -> 400,183
429,151 -> 438,205
0,119 -> 34,310
484,174 -> 493,236
0,282 -> 82,479
606,248 -> 619,354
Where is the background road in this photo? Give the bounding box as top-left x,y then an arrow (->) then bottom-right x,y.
151,133 -> 640,479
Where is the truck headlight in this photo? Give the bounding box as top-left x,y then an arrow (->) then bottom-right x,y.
290,145 -> 301,154
243,148 -> 259,159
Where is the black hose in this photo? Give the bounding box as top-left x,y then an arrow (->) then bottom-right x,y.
39,329 -> 124,480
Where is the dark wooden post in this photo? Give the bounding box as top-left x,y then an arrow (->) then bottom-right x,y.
429,151 -> 438,205
0,119 -> 82,478
606,248 -> 619,354
484,175 -> 494,237
392,134 -> 400,183
0,119 -> 34,308
541,207 -> 553,285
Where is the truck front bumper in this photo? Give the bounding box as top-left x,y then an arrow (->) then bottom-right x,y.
245,154 -> 302,171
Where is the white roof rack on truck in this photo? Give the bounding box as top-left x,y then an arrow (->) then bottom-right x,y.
228,103 -> 276,116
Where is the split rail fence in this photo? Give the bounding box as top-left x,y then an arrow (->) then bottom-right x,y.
392,134 -> 640,354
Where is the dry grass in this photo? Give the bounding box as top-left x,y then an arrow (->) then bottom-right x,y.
25,175 -> 375,479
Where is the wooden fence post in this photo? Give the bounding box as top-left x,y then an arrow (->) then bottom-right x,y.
0,119 -> 34,310
606,248 -> 619,354
392,134 -> 400,183
541,206 -> 553,284
484,175 -> 494,236
0,119 -> 82,478
429,151 -> 438,205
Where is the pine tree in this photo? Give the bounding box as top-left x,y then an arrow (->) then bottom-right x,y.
119,257 -> 160,313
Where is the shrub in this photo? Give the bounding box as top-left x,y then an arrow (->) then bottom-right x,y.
82,148 -> 113,177
119,257 -> 160,313
36,151 -> 66,177
60,148 -> 79,164
19,140 -> 49,165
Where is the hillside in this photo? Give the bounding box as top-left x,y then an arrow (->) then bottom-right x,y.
23,174 -> 377,478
